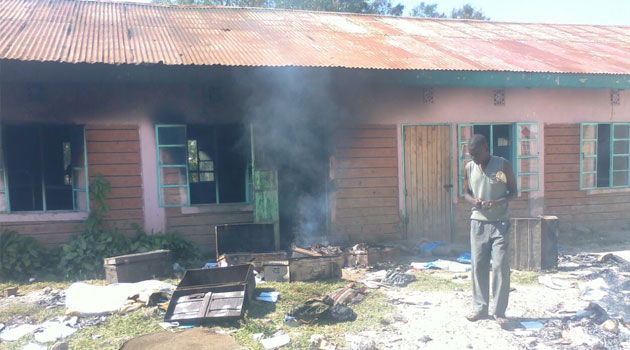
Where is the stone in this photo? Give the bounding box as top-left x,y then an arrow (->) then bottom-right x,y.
50,342 -> 69,350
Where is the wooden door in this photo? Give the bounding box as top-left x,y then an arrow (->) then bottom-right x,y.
403,125 -> 453,241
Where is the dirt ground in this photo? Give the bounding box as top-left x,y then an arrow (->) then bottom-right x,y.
2,235 -> 630,350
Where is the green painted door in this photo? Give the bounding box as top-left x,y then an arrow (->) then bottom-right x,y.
251,125 -> 280,250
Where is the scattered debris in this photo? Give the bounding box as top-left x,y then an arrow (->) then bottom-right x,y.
310,334 -> 337,350
411,259 -> 471,272
23,343 -> 46,350
33,317 -> 78,343
256,291 -> 280,303
520,321 -> 544,330
65,280 -> 175,316
457,253 -> 471,264
289,297 -> 334,324
345,334 -> 376,350
3,286 -> 18,297
252,333 -> 264,341
0,324 -> 38,341
326,304 -> 357,322
260,332 -> 291,350
327,283 -> 366,305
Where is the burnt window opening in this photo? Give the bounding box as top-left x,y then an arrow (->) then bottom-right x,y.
472,124 -> 514,165
156,124 -> 250,207
3,125 -> 86,212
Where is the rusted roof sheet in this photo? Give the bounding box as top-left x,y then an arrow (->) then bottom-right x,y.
1,0 -> 630,74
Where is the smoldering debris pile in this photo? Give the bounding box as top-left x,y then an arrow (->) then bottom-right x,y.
525,252 -> 630,349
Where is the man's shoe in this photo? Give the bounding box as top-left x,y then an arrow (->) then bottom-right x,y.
494,315 -> 509,328
465,311 -> 488,322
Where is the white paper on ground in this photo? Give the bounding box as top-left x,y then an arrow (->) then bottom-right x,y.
65,280 -> 175,315
260,333 -> 290,350
412,260 -> 471,272
33,320 -> 77,343
0,324 -> 38,342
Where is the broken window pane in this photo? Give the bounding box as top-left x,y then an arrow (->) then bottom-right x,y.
582,173 -> 596,188
199,161 -> 214,171
518,158 -> 538,173
161,187 -> 189,206
519,174 -> 539,191
161,167 -> 188,186
200,172 -> 215,182
518,141 -> 538,156
189,172 -> 200,183
582,157 -> 596,172
583,125 -> 597,139
518,124 -> 538,140
582,141 -> 597,156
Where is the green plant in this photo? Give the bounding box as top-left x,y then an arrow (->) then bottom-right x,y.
58,175 -> 130,279
0,230 -> 44,280
129,225 -> 199,266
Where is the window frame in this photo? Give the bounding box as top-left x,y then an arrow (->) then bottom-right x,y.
0,125 -> 89,214
580,122 -> 630,190
457,122 -> 540,196
156,124 -> 252,208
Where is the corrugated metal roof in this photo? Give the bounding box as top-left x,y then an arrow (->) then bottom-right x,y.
1,0 -> 630,74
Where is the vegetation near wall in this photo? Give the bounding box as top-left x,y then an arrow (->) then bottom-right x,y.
0,175 -> 198,281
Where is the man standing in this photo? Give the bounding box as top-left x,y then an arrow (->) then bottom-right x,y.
463,134 -> 517,326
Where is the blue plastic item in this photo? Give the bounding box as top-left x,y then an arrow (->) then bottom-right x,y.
457,253 -> 472,264
420,241 -> 447,253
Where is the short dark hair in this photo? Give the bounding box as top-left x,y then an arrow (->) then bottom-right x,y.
468,134 -> 488,148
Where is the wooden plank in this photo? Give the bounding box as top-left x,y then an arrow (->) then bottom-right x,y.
336,177 -> 398,188
545,181 -> 579,191
336,187 -> 398,199
87,141 -> 140,153
336,128 -> 397,138
334,222 -> 400,235
546,202 -> 630,215
546,195 -> 630,207
544,145 -> 579,155
86,129 -> 139,142
545,173 -> 579,182
334,168 -> 397,179
92,175 -> 142,188
336,197 -> 398,209
89,164 -> 141,176
337,206 -> 399,218
335,138 -> 397,149
544,127 -> 580,136
543,190 -> 587,199
334,148 -> 397,158
104,209 -> 144,220
334,157 -> 397,169
544,163 -> 580,173
88,153 -> 140,165
544,154 -> 579,165
167,213 -> 254,227
545,123 -> 579,129
543,135 -> 579,145
106,198 -> 144,210
87,125 -> 138,131
107,187 -> 143,199
335,215 -> 401,226
339,124 -> 396,129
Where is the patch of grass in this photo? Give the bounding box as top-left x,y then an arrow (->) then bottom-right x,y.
406,271 -> 463,292
0,279 -> 105,296
67,308 -> 163,350
0,303 -> 65,324
510,270 -> 539,285
229,279 -> 395,349
0,278 -> 394,350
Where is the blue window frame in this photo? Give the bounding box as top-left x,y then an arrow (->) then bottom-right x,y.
580,123 -> 630,190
